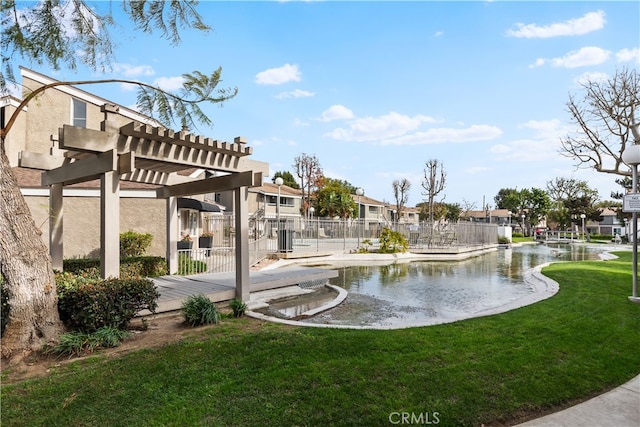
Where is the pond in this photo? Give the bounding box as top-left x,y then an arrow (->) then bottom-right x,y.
292,243 -> 608,328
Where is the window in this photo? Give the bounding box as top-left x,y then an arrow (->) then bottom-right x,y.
268,196 -> 294,206
72,98 -> 87,128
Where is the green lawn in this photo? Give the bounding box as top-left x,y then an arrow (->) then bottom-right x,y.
2,253 -> 639,427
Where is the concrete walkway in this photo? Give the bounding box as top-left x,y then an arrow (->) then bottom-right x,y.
515,374 -> 640,427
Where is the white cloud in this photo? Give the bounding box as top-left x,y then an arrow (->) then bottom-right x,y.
319,105 -> 355,122
490,144 -> 511,154
120,83 -> 137,92
275,89 -> 315,99
154,76 -> 185,91
574,71 -> 609,86
325,112 -> 442,142
255,63 -> 301,85
531,46 -> 610,68
114,63 -> 155,78
293,118 -> 310,127
506,10 -> 605,38
492,119 -> 573,162
466,166 -> 491,175
379,124 -> 502,146
617,47 -> 640,64
434,31 -> 444,37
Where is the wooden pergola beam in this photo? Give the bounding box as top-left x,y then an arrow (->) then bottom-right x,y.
59,124 -> 117,152
41,150 -> 133,186
19,151 -> 68,170
156,171 -> 262,198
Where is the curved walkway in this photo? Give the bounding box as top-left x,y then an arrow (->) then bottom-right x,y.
248,245 -> 639,427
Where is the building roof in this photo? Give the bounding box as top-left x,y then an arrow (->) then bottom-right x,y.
19,66 -> 162,126
250,182 -> 302,197
351,193 -> 386,207
464,209 -> 512,218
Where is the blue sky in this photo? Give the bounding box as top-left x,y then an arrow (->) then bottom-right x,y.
14,1 -> 640,209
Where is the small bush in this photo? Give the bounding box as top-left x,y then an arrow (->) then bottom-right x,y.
379,228 -> 408,254
178,254 -> 207,275
356,239 -> 372,253
57,275 -> 160,332
229,298 -> 248,318
120,230 -> 153,258
498,236 -> 511,244
182,294 -> 220,326
512,232 -> 524,238
47,326 -> 131,356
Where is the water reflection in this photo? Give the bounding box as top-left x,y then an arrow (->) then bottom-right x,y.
303,243 -> 604,327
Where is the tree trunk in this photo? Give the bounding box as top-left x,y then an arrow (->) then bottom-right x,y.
0,147 -> 64,362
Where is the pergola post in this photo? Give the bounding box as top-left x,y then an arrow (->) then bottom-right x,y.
235,186 -> 250,302
166,196 -> 178,274
49,183 -> 63,271
100,171 -> 120,278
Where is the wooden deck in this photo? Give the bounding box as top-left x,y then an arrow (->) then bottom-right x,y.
149,266 -> 338,314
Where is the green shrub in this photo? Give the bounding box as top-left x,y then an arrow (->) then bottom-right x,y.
498,236 -> 511,244
178,254 -> 207,275
120,230 -> 153,258
63,257 -> 167,279
47,326 -> 132,356
229,298 -> 248,318
356,239 -> 372,253
182,294 -> 220,326
379,228 -> 408,253
57,274 -> 160,332
512,232 -> 524,238
1,275 -> 8,337
119,257 -> 168,278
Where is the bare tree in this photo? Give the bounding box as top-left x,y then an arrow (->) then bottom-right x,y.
0,1 -> 232,363
293,153 -> 322,215
421,159 -> 446,223
392,178 -> 411,223
560,68 -> 640,177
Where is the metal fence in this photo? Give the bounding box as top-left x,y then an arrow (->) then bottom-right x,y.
179,216 -> 499,275
177,236 -> 271,275
261,218 -> 498,252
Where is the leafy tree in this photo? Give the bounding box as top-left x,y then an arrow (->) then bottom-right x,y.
0,1 -> 231,362
442,202 -> 462,222
559,68 -> 640,178
315,178 -> 356,219
495,188 -> 551,235
272,171 -> 299,189
545,178 -> 601,230
392,178 -> 411,223
494,188 -> 518,211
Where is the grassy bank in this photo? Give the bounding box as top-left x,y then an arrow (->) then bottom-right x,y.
2,253 -> 639,426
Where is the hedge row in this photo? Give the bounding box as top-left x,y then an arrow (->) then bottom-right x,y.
63,256 -> 168,278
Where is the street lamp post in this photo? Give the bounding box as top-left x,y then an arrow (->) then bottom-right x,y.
275,177 -> 283,251
521,213 -> 526,236
356,188 -> 364,247
580,213 -> 586,241
309,206 -> 316,250
622,144 -> 640,303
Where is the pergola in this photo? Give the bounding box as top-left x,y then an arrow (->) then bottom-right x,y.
18,104 -> 267,302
